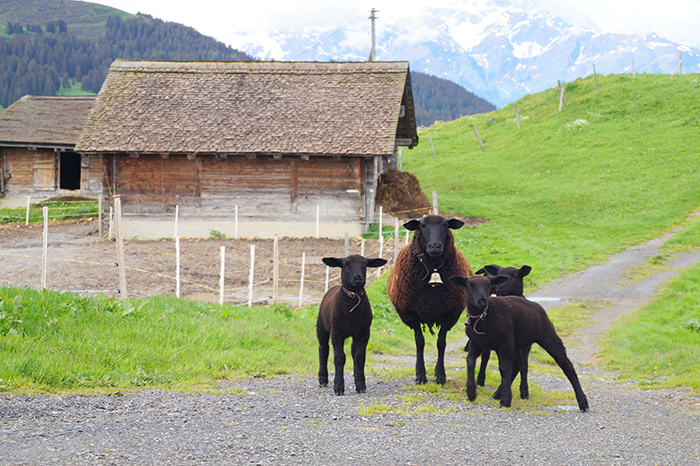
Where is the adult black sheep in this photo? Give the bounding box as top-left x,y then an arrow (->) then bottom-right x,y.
387,215 -> 473,384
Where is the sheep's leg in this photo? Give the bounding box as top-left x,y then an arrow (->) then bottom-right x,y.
539,338 -> 589,412
495,349 -> 515,407
316,315 -> 330,387
331,334 -> 346,396
351,331 -> 370,393
435,325 -> 449,385
413,326 -> 428,384
466,340 -> 482,401
518,346 -> 532,399
477,348 -> 490,386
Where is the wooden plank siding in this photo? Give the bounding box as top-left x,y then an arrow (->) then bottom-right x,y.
112,154 -> 367,220
3,148 -> 34,195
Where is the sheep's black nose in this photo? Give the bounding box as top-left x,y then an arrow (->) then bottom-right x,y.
426,243 -> 443,257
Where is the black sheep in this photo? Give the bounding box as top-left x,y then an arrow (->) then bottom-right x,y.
387,215 -> 473,385
317,254 -> 387,395
472,264 -> 532,393
449,274 -> 589,412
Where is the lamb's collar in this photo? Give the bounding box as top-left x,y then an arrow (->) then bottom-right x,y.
466,301 -> 489,335
341,286 -> 365,313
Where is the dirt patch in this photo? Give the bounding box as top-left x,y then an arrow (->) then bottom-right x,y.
0,218 -> 390,306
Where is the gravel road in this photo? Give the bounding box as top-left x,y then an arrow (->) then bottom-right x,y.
2,228 -> 700,465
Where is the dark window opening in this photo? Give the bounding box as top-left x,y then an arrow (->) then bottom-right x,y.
60,152 -> 81,190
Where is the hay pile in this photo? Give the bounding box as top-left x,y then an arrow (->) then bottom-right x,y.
375,169 -> 431,219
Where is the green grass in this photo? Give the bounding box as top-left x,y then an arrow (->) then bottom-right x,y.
0,199 -> 99,224
406,73 -> 700,290
56,81 -> 96,97
0,286 -> 413,393
2,73 -> 700,397
598,261 -> 700,390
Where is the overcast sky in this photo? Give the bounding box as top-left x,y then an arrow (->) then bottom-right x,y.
95,0 -> 700,52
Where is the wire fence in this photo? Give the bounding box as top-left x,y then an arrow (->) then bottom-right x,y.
0,201 -> 412,307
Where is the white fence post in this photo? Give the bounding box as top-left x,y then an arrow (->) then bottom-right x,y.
175,237 -> 181,298
316,205 -> 320,238
25,195 -> 30,226
235,205 -> 239,239
432,191 -> 438,215
113,195 -> 127,299
273,235 -> 279,303
174,205 -> 179,238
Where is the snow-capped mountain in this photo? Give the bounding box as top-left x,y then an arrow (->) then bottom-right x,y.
234,0 -> 699,108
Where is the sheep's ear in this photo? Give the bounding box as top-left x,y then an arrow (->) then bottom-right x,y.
518,265 -> 532,278
481,264 -> 501,276
449,275 -> 468,287
322,257 -> 343,268
475,268 -> 485,275
447,219 -> 465,230
366,258 -> 388,268
489,275 -> 510,286
403,219 -> 421,231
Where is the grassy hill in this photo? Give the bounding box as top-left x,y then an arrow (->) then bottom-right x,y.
0,0 -> 132,40
403,73 -> 700,289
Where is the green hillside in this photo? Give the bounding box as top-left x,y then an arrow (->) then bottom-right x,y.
403,73 -> 700,289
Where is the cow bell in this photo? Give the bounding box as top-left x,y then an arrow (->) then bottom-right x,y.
428,270 -> 443,287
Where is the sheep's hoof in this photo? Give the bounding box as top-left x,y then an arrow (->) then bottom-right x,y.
415,375 -> 428,384
356,388 -> 366,394
319,382 -> 328,387
334,390 -> 344,396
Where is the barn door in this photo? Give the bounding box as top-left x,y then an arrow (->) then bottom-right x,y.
32,152 -> 57,191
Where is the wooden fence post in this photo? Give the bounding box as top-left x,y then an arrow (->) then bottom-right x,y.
113,195 -> 127,299
345,232 -> 349,256
394,217 -> 399,261
515,103 -> 521,130
473,126 -> 485,151
432,191 -> 438,215
632,57 -> 636,79
671,53 -> 683,78
219,246 -> 225,305
41,206 -> 48,289
298,252 -> 306,308
398,148 -> 403,170
558,80 -> 566,112
273,234 -> 279,302
98,196 -> 102,240
429,134 -> 437,161
593,64 -> 599,90
316,205 -> 320,238
248,244 -> 255,307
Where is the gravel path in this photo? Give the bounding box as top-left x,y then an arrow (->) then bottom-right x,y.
2,229 -> 700,465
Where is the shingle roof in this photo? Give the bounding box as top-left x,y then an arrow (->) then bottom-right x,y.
0,95 -> 96,147
76,60 -> 417,156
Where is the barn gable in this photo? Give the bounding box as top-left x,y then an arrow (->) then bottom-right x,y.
0,96 -> 101,204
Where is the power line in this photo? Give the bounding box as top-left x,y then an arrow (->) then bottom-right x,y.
291,11 -> 368,61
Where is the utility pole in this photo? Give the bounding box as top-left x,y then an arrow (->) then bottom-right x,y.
368,8 -> 378,62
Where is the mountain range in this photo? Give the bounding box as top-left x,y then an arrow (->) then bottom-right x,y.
237,0 -> 700,108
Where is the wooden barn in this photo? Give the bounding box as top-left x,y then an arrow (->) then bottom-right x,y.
74,59 -> 418,239
0,95 -> 100,207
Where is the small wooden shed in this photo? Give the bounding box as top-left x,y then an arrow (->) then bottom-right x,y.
75,59 -> 418,238
0,95 -> 100,207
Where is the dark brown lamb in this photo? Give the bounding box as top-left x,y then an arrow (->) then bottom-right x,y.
387,215 -> 473,385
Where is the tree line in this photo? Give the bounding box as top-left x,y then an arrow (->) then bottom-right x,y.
411,71 -> 497,127
0,14 -> 253,108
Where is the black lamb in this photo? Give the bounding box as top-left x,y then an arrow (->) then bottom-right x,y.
449,274 -> 589,412
317,254 -> 387,395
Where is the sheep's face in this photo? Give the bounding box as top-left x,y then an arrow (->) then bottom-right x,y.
404,215 -> 464,259
449,275 -> 506,312
322,255 -> 388,292
475,264 -> 531,296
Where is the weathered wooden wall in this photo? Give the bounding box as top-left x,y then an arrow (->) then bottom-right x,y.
112,154 -> 367,220
0,147 -> 102,198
